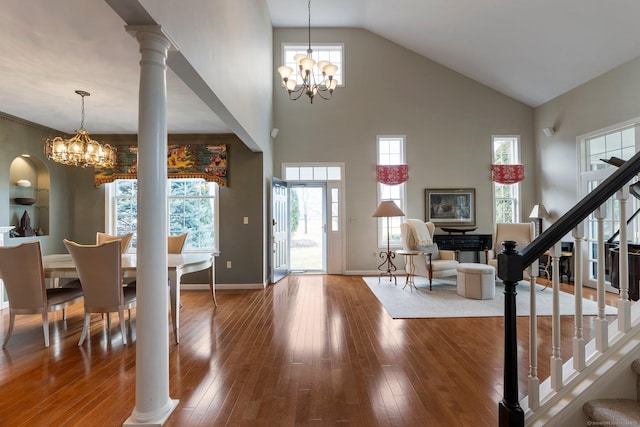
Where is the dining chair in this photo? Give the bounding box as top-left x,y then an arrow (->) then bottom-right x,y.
168,233 -> 188,254
127,232 -> 189,288
63,239 -> 136,346
0,241 -> 83,348
96,231 -> 134,254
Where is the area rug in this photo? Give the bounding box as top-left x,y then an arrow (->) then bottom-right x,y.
362,276 -> 617,319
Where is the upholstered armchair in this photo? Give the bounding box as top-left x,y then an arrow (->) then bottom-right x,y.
400,220 -> 458,290
485,222 -> 535,278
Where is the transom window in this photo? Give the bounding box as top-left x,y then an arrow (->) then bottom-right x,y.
584,125 -> 636,171
284,165 -> 341,181
282,44 -> 344,87
106,178 -> 218,252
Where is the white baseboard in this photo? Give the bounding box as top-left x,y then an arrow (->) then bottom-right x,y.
181,283 -> 264,291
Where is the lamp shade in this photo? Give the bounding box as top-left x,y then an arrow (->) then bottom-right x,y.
372,200 -> 405,218
529,204 -> 549,219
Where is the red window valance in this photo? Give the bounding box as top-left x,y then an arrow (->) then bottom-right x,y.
376,165 -> 409,185
491,164 -> 525,184
95,144 -> 228,187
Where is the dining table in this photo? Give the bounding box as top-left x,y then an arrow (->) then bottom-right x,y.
42,252 -> 215,344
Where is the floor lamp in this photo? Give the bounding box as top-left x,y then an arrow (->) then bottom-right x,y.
372,200 -> 405,283
529,204 -> 549,237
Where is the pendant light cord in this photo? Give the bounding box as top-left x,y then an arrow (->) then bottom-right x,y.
307,0 -> 312,51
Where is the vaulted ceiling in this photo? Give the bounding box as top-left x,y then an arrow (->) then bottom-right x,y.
2,0 -> 640,135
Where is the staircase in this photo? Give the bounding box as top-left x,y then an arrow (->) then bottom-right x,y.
583,359 -> 640,424
496,151 -> 640,426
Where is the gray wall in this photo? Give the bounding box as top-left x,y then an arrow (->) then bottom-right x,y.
534,56 -> 640,227
0,120 -> 264,286
0,114 -> 73,254
71,134 -> 265,286
273,28 -> 535,272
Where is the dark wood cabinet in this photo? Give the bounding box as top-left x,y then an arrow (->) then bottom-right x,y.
433,234 -> 492,262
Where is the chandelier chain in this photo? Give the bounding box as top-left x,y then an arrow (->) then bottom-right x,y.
80,94 -> 85,130
307,0 -> 312,51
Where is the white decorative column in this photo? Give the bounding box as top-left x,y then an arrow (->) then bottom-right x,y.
124,26 -> 177,426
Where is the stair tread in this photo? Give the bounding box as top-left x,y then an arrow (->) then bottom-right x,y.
583,398 -> 640,422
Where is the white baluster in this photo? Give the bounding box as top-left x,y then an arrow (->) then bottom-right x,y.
527,262 -> 540,410
617,187 -> 631,331
594,204 -> 608,352
572,226 -> 586,371
550,242 -> 563,391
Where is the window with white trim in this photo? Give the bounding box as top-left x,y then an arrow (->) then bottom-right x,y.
282,44 -> 344,87
492,135 -> 521,223
377,136 -> 406,247
580,122 -> 640,283
106,178 -> 218,252
584,125 -> 636,171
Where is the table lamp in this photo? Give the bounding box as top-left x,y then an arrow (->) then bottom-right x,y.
529,204 -> 549,237
372,200 -> 405,281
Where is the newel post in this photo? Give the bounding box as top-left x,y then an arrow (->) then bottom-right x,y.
498,240 -> 525,427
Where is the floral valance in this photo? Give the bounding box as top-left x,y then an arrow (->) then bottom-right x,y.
376,165 -> 409,185
490,164 -> 525,184
95,144 -> 227,187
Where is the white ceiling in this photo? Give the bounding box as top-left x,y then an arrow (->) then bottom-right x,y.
2,0 -> 640,135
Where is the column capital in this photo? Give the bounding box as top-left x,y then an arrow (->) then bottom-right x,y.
125,25 -> 178,51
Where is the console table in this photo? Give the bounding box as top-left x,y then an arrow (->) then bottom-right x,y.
433,234 -> 492,262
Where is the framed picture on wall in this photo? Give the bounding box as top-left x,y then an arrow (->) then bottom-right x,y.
425,188 -> 476,227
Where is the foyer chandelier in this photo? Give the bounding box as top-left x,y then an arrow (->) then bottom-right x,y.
276,0 -> 338,103
44,90 -> 117,168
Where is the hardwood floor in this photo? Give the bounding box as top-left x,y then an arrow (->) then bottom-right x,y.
0,275 -> 619,426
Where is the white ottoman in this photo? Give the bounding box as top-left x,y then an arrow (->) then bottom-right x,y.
456,263 -> 496,300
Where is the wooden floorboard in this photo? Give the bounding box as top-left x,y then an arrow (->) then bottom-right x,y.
0,275 -> 619,426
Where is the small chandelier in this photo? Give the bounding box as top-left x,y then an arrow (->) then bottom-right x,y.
44,90 -> 117,168
276,0 -> 338,103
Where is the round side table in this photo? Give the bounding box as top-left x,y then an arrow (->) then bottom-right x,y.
395,250 -> 423,292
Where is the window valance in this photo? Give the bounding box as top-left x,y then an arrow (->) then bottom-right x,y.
490,164 -> 524,184
95,144 -> 227,187
376,165 -> 409,185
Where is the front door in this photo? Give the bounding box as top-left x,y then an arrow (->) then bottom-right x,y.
271,178 -> 289,283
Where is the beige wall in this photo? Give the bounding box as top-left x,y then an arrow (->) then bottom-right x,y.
534,56 -> 640,229
138,0 -> 273,153
273,28 -> 535,272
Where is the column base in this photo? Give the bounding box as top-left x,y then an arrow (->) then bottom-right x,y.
124,399 -> 179,427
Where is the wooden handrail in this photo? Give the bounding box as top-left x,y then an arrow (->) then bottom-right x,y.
521,150 -> 640,268
499,150 -> 640,427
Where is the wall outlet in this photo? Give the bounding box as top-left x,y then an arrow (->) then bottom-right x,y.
226,261 -> 232,269
243,216 -> 249,224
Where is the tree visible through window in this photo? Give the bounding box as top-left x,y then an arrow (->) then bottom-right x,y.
109,178 -> 218,251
